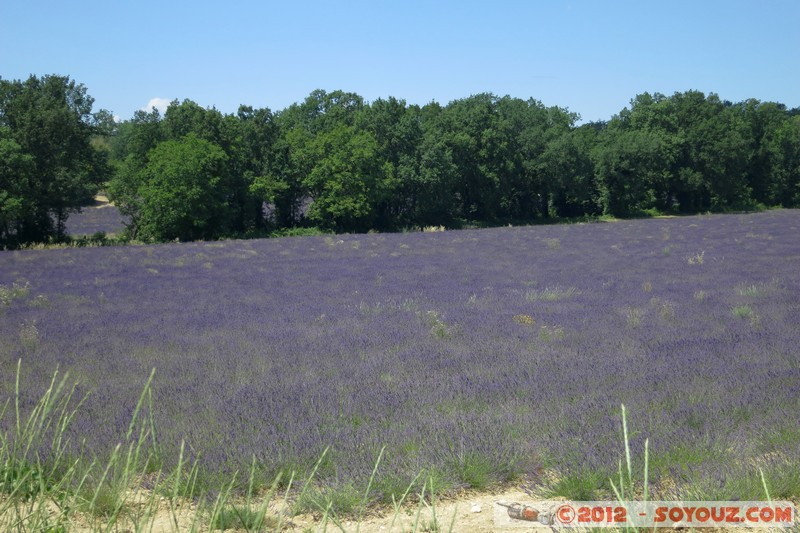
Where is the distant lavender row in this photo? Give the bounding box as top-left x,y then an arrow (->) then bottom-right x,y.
2,210 -> 799,493
64,204 -> 128,236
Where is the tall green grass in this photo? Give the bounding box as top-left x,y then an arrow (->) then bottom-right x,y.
1,364 -> 791,531
0,362 -> 460,532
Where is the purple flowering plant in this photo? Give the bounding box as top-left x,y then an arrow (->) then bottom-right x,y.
1,210 -> 799,502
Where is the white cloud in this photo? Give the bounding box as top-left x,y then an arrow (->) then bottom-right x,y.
141,97 -> 171,114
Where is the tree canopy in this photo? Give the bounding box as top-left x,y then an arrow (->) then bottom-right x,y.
3,76 -> 800,247
0,75 -> 107,246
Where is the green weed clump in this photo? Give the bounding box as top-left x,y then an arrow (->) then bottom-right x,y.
525,286 -> 579,301
0,280 -> 30,306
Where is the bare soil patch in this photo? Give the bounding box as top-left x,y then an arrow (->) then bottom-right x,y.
92,194 -> 114,207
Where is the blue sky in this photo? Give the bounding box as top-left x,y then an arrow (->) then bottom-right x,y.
2,0 -> 798,123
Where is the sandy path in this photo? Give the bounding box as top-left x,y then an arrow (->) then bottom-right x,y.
6,487 -> 793,532
286,488 -> 539,532
92,194 -> 115,207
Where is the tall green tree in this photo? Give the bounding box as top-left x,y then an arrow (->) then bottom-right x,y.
516,101 -> 579,218
301,125 -> 388,232
540,123 -> 601,217
607,91 -> 752,213
594,124 -> 671,217
431,94 -> 576,222
767,115 -> 800,206
664,91 -> 750,210
107,108 -> 164,236
0,127 -> 35,245
0,74 -> 106,245
412,131 -> 461,226
405,101 -> 461,226
357,97 -> 422,228
111,108 -> 164,166
134,134 -> 229,241
736,99 -> 791,205
236,105 -> 278,231
437,94 -> 500,220
266,89 -> 372,229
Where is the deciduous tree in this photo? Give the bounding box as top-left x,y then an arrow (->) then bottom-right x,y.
0,74 -> 106,245
135,134 -> 229,241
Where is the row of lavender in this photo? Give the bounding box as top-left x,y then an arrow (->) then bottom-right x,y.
2,210 -> 799,496
63,202 -> 128,237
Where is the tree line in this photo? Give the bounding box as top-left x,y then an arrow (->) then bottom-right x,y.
2,74 -> 800,246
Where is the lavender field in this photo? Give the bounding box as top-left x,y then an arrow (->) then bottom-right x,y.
64,197 -> 128,237
1,210 -> 799,501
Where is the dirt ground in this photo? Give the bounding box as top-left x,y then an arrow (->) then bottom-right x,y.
51,487 -> 786,532
93,194 -> 114,207
3,468 -> 795,532
99,486 -> 554,532
2,486 -> 559,532
286,487 -> 541,532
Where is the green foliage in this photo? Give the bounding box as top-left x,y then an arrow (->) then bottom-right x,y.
109,128 -> 230,241
210,504 -> 278,530
131,134 -> 230,241
767,115 -> 800,206
0,129 -> 35,244
0,75 -> 107,247
427,94 -> 578,222
302,125 -> 388,232
594,126 -> 670,216
4,74 -> 800,245
269,226 -> 331,238
0,279 -> 30,307
447,452 -> 496,490
541,124 -> 601,217
548,471 -> 608,500
296,483 -> 363,516
608,90 -> 761,214
731,304 -> 755,319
